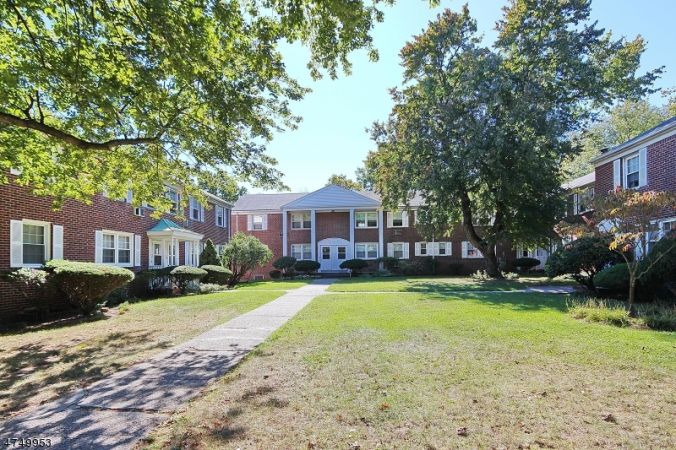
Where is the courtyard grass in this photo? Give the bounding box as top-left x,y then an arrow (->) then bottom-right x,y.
328,274 -> 574,293
234,279 -> 311,291
145,287 -> 675,449
0,288 -> 284,419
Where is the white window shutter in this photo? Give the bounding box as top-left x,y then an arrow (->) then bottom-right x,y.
613,159 -> 621,188
461,241 -> 468,258
126,190 -> 133,204
200,204 -> 205,222
446,242 -> 452,255
52,225 -> 64,260
403,243 -> 410,259
387,243 -> 393,257
402,211 -> 409,227
247,215 -> 253,230
10,168 -> 22,176
262,214 -> 268,230
413,210 -> 417,225
386,212 -> 393,228
10,220 -> 23,268
639,148 -> 647,187
134,235 -> 141,266
94,230 -> 103,263
415,242 -> 421,256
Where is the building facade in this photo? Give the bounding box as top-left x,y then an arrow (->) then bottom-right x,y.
233,184 -> 517,280
0,172 -> 232,320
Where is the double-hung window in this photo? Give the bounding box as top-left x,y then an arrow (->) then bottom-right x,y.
291,244 -> 312,260
419,242 -> 428,256
216,206 -> 226,228
392,243 -> 405,259
23,223 -> 48,265
252,215 -> 264,230
625,154 -> 640,189
101,232 -> 132,266
392,211 -> 405,227
355,211 -> 378,228
189,197 -> 204,221
462,241 -> 482,258
291,212 -> 312,229
436,242 -> 450,256
166,188 -> 180,214
355,243 -> 378,259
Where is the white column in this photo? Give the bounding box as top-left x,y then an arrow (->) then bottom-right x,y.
311,209 -> 317,260
282,209 -> 288,257
378,209 -> 384,259
349,208 -> 355,258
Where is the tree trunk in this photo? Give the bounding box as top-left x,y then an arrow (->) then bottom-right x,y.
627,276 -> 636,316
482,244 -> 503,279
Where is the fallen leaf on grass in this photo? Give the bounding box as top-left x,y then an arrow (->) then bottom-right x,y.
457,427 -> 468,436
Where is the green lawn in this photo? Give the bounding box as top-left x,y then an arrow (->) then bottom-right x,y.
0,288 -> 284,419
146,286 -> 675,449
328,275 -> 574,293
234,280 -> 311,291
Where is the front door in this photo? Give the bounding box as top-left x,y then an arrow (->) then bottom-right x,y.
319,245 -> 348,271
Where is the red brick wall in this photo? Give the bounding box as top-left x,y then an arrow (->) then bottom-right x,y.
232,212 -> 283,280
595,161 -> 614,197
316,212 -> 350,242
0,176 -> 230,320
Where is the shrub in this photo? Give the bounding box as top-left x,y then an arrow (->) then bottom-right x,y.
269,269 -> 282,279
514,257 -> 540,272
545,236 -> 624,290
443,263 -> 463,275
594,263 -> 630,293
377,256 -> 400,272
199,283 -> 229,294
46,260 -> 134,315
127,268 -> 174,298
339,259 -> 369,275
638,303 -> 676,331
221,233 -> 273,286
200,264 -> 232,285
170,266 -> 207,294
294,260 -> 320,274
2,268 -> 54,314
637,232 -> 676,299
273,256 -> 297,276
568,298 -> 630,327
199,239 -> 221,266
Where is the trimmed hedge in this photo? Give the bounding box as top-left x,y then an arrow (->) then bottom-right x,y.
170,266 -> 207,294
269,269 -> 282,279
273,256 -> 297,273
46,260 -> 134,315
294,260 -> 320,274
339,259 -> 369,275
200,264 -> 232,285
593,263 -> 629,293
514,257 -> 540,272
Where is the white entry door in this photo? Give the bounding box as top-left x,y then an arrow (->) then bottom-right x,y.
319,245 -> 348,271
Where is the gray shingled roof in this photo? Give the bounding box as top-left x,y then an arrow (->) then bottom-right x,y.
562,172 -> 595,190
233,192 -> 307,211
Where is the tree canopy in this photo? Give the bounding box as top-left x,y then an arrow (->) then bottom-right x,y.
0,0 -> 424,211
563,98 -> 674,179
326,173 -> 362,190
366,1 -> 660,277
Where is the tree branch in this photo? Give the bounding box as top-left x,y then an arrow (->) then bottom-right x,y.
0,111 -> 159,150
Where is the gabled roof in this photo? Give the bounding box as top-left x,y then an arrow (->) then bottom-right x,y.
591,116 -> 676,165
562,172 -> 595,190
233,192 -> 307,211
149,218 -> 187,232
282,184 -> 381,209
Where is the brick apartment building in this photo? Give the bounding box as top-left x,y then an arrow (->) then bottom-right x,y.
232,184 -> 519,280
564,116 -> 676,250
0,173 -> 232,320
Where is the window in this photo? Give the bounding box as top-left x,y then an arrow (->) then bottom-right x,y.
416,242 -> 451,256
337,246 -> 346,260
23,223 -> 47,265
392,243 -> 405,259
436,242 -> 449,256
392,211 -> 404,227
648,218 -> 675,253
291,212 -> 312,229
189,197 -> 204,221
252,215 -> 264,230
166,188 -> 180,214
101,232 -> 132,266
216,206 -> 226,228
462,241 -> 482,259
625,154 -> 640,188
419,242 -> 428,256
322,247 -> 331,260
152,243 -> 162,267
291,244 -> 312,260
355,211 -> 378,228
355,243 -> 378,260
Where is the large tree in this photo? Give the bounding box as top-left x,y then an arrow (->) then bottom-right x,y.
563,98 -> 673,179
326,173 -> 362,190
367,1 -> 660,277
0,0 -> 424,211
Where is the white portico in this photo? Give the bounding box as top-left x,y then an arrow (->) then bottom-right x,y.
280,185 -> 383,273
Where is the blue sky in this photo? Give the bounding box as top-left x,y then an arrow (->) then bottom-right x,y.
255,0 -> 676,193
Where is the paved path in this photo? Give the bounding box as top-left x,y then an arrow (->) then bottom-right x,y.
0,280 -> 335,449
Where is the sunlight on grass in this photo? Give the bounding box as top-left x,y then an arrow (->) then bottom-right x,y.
234,280 -> 312,290
146,289 -> 675,449
0,290 -> 282,419
328,275 -> 573,292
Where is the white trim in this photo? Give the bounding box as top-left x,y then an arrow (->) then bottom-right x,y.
461,241 -> 483,259
11,219 -> 51,268
613,159 -> 621,188
290,211 -> 312,229
215,205 -> 226,228
623,152 -> 640,189
99,230 -> 134,267
290,243 -> 313,260
52,225 -> 64,260
638,147 -> 647,187
591,121 -> 676,165
355,210 -> 379,229
389,242 -> 409,259
282,210 -> 288,256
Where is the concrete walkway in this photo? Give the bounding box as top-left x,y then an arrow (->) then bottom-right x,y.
0,280 -> 335,449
